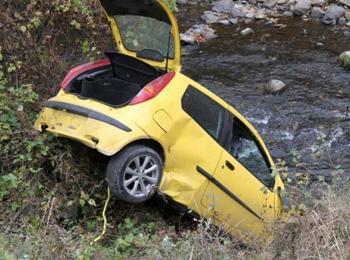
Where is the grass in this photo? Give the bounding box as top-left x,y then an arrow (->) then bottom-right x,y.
1,177 -> 349,259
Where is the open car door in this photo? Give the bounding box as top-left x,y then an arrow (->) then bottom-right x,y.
100,0 -> 181,72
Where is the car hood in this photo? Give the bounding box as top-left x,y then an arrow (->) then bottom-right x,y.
100,0 -> 181,72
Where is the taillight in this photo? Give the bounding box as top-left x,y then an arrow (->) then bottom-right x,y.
130,72 -> 176,105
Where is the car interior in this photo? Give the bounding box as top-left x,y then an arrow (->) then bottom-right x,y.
66,52 -> 164,106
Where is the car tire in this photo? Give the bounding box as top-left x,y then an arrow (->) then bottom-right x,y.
106,145 -> 163,204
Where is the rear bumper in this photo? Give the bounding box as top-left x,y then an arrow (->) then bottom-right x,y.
35,99 -> 149,156
44,101 -> 131,132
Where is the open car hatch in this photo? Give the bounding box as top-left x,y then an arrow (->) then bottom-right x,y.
100,0 -> 181,72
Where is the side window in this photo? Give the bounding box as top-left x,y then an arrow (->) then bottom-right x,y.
229,118 -> 274,188
182,86 -> 225,141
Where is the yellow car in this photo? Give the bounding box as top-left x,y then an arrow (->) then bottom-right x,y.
35,0 -> 286,242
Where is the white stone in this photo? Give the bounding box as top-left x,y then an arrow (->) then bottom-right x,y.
266,80 -> 287,93
240,27 -> 254,36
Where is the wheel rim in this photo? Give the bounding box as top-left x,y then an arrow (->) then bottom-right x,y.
123,155 -> 159,198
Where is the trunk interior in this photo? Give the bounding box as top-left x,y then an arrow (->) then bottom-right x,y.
66,52 -> 164,106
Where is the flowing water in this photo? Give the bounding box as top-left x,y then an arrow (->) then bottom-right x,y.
178,7 -> 350,178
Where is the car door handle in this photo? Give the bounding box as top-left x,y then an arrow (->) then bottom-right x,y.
225,160 -> 235,171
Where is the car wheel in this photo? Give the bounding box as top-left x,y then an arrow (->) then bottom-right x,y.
106,145 -> 163,204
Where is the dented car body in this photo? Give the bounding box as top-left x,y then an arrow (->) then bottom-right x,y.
35,0 -> 286,242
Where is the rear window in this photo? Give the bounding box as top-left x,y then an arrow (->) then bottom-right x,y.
182,86 -> 225,141
114,15 -> 175,59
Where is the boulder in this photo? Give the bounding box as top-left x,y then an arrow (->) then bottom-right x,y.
180,24 -> 218,44
340,0 -> 350,8
345,11 -> 350,20
322,4 -> 345,24
293,0 -> 312,15
176,0 -> 189,4
339,51 -> 350,69
282,11 -> 294,16
232,5 -> 245,17
338,16 -> 347,24
311,7 -> 325,18
263,0 -> 277,9
201,11 -> 222,24
265,80 -> 287,94
255,9 -> 267,19
310,0 -> 326,6
212,0 -> 234,13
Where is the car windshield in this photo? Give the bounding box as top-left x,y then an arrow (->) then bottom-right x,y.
114,15 -> 175,59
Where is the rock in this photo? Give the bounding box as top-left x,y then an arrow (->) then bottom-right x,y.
338,16 -> 347,24
219,19 -> 230,25
201,11 -> 221,24
255,9 -> 267,19
316,42 -> 324,47
340,0 -> 350,8
229,18 -> 239,24
311,7 -> 325,18
339,51 -> 350,69
232,5 -> 245,17
310,0 -> 326,6
180,24 -> 218,44
212,0 -> 234,13
176,0 -> 189,4
322,4 -> 346,24
277,0 -> 289,4
293,0 -> 312,16
263,0 -> 277,9
265,79 -> 287,94
345,11 -> 350,20
345,30 -> 350,37
282,11 -> 294,16
240,27 -> 254,36
347,22 -> 350,27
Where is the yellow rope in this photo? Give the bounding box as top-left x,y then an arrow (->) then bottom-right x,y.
90,187 -> 111,245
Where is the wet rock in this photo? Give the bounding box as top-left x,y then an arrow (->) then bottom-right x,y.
322,4 -> 346,24
201,11 -> 222,24
311,7 -> 325,18
310,0 -> 326,6
229,18 -> 239,24
255,9 -> 267,19
180,24 -> 218,44
212,0 -> 234,13
293,0 -> 312,16
176,0 -> 189,4
232,5 -> 245,17
338,16 -> 347,24
240,27 -> 255,36
345,11 -> 350,20
219,19 -> 231,25
340,0 -> 350,8
265,79 -> 287,94
282,11 -> 294,16
263,0 -> 277,9
339,51 -> 350,69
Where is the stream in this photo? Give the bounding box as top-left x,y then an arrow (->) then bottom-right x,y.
178,6 -> 350,179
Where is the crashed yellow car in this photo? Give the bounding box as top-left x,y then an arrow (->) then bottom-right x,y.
35,0 -> 286,242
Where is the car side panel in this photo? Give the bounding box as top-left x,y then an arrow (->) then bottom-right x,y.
125,74 -> 223,215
